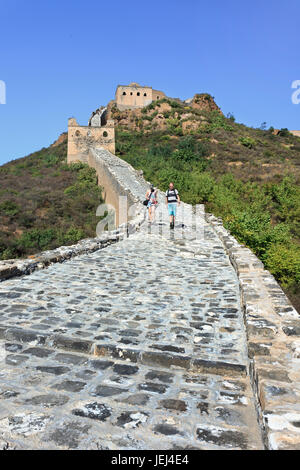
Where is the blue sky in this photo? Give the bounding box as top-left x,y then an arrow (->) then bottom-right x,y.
0,0 -> 300,165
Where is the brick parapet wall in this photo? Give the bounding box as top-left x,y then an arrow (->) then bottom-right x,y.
206,212 -> 300,450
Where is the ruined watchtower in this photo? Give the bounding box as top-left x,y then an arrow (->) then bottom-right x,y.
67,111 -> 115,164
67,82 -> 166,164
115,82 -> 165,110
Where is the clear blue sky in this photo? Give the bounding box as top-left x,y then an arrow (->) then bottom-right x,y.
0,0 -> 300,165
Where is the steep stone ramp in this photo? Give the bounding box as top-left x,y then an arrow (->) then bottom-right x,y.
0,148 -> 299,450
0,205 -> 263,449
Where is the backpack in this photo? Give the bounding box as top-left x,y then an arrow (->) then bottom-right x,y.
166,189 -> 178,201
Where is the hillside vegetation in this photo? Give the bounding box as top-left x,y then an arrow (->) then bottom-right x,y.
113,96 -> 300,310
0,139 -> 104,259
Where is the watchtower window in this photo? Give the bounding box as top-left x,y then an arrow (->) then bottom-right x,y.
157,96 -> 159,99
144,93 -> 147,96
130,92 -> 133,95
122,92 -> 126,95
137,92 -> 140,96
103,131 -> 108,137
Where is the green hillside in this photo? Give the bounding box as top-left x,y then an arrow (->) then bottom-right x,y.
0,139 -> 104,260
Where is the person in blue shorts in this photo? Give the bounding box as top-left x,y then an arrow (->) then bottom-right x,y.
165,182 -> 180,229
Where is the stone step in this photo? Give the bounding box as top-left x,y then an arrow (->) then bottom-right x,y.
0,331 -> 262,450
0,324 -> 247,378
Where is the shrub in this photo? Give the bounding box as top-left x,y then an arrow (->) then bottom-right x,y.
0,200 -> 20,216
17,228 -> 56,251
66,162 -> 86,172
42,153 -> 60,167
264,243 -> 300,289
192,173 -> 215,202
208,111 -> 234,132
225,210 -> 291,257
59,226 -> 86,245
278,128 -> 290,137
227,112 -> 236,122
239,137 -> 256,149
149,143 -> 172,158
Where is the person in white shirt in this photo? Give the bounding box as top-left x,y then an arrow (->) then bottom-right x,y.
165,182 -> 180,229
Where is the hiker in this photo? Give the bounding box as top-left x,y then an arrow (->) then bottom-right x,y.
165,182 -> 180,229
145,184 -> 158,223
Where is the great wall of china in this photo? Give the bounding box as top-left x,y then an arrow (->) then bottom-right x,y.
0,84 -> 300,450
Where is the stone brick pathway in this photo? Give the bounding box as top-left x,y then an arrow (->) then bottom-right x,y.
0,200 -> 264,449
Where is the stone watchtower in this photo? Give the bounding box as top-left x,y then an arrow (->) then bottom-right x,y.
67,82 -> 166,164
67,110 -> 115,164
115,82 -> 165,110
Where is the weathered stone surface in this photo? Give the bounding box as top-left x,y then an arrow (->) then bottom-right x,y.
159,399 -> 187,411
5,354 -> 29,366
54,353 -> 88,365
23,347 -> 53,358
196,425 -> 248,449
95,344 -> 140,363
138,382 -> 168,394
5,328 -> 48,345
116,411 -> 148,428
24,394 -> 69,407
0,413 -> 51,437
36,366 -> 70,375
72,402 -> 111,421
75,369 -> 96,380
258,381 -> 298,411
89,359 -> 114,370
113,363 -> 139,375
4,342 -> 23,352
1,390 -> 19,398
282,322 -> 300,336
51,335 -> 93,354
145,370 -> 174,383
122,393 -> 150,406
52,380 -> 86,392
153,423 -> 182,436
192,358 -> 247,377
256,367 -> 291,383
248,342 -> 271,358
91,385 -> 128,397
46,421 -> 91,449
141,351 -> 191,369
